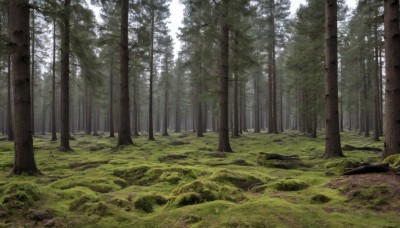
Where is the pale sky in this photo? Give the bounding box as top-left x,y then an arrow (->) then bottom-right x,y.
168,0 -> 357,58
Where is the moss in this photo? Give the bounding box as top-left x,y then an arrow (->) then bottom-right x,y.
168,180 -> 246,207
69,195 -> 99,211
210,169 -> 264,190
349,184 -> 392,208
1,182 -> 41,209
50,176 -> 125,193
311,194 -> 331,203
133,194 -> 168,213
113,166 -> 198,186
324,159 -> 366,173
384,154 -> 400,169
273,180 -> 309,191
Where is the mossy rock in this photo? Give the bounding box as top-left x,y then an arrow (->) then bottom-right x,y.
210,169 -> 264,190
50,176 -> 125,193
113,166 -> 198,186
133,194 -> 168,213
273,180 -> 309,191
168,180 -> 246,207
384,154 -> 400,169
1,182 -> 41,209
311,194 -> 331,204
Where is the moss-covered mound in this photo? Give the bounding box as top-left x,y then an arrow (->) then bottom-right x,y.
209,169 -> 264,190
133,194 -> 168,213
273,180 -> 309,191
1,182 -> 41,210
113,166 -> 199,185
384,154 -> 400,169
168,180 -> 246,207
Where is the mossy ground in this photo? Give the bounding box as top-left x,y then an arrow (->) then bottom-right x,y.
0,131 -> 398,227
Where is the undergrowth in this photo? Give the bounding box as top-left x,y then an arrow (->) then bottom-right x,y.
0,130 -> 397,227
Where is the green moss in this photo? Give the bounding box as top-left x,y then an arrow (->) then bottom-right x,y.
50,176 -> 125,193
311,194 -> 331,203
349,184 -> 392,208
133,194 -> 168,213
384,154 -> 400,169
113,166 -> 198,186
273,180 -> 309,191
209,169 -> 264,190
1,182 -> 41,209
168,180 -> 246,208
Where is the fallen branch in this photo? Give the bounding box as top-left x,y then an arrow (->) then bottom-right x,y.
342,163 -> 400,175
342,144 -> 382,152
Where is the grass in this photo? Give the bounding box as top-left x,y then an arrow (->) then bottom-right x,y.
0,130 -> 398,227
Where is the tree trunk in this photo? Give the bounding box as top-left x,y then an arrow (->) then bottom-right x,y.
9,0 -> 39,175
133,72 -> 140,136
323,0 -> 344,158
373,10 -> 380,141
233,32 -> 239,137
51,21 -> 57,141
163,56 -> 169,136
383,0 -> 400,158
118,0 -> 133,146
217,0 -> 232,152
109,57 -> 115,137
148,0 -> 155,141
254,74 -> 260,133
7,52 -> 14,141
59,0 -> 71,151
175,74 -> 181,132
31,9 -> 35,134
196,73 -> 203,137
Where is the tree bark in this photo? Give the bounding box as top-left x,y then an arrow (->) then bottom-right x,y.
373,8 -> 380,141
323,0 -> 344,158
383,0 -> 400,158
148,0 -> 155,141
9,0 -> 39,175
31,9 -> 35,134
217,0 -> 232,152
118,0 -> 133,146
59,0 -> 71,151
7,52 -> 13,141
109,57 -> 114,137
51,21 -> 57,141
233,32 -> 239,137
163,55 -> 169,136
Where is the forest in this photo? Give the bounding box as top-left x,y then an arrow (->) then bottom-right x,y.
1,0 -> 400,227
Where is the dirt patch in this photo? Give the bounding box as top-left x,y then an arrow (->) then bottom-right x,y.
327,174 -> 400,212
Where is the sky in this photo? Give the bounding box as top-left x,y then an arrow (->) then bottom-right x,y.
167,0 -> 358,58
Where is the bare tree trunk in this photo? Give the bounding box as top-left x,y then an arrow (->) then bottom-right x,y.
373,11 -> 380,141
118,0 -> 133,146
148,0 -> 155,141
383,0 -> 400,158
59,0 -> 71,151
254,74 -> 260,133
51,21 -> 57,141
31,9 -> 35,134
163,57 -> 169,136
175,73 -> 181,132
217,0 -> 232,152
233,32 -> 239,137
7,52 -> 14,141
109,57 -> 115,137
133,72 -> 140,136
323,0 -> 344,158
9,0 -> 39,175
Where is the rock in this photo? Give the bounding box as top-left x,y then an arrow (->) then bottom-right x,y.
27,209 -> 52,221
44,219 -> 56,227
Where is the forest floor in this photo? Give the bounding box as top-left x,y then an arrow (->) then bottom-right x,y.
0,131 -> 399,227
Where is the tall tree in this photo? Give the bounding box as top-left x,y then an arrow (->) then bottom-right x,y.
383,0 -> 400,158
7,52 -> 13,141
217,0 -> 232,152
59,0 -> 71,151
148,0 -> 155,141
51,20 -> 57,141
9,0 -> 39,175
323,0 -> 344,158
118,0 -> 133,146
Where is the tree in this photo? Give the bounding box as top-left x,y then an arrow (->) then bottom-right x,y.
323,0 -> 344,158
51,20 -> 57,141
148,0 -> 156,141
7,52 -> 13,141
382,0 -> 400,158
118,0 -> 133,146
217,0 -> 233,152
59,0 -> 71,151
9,0 -> 39,175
